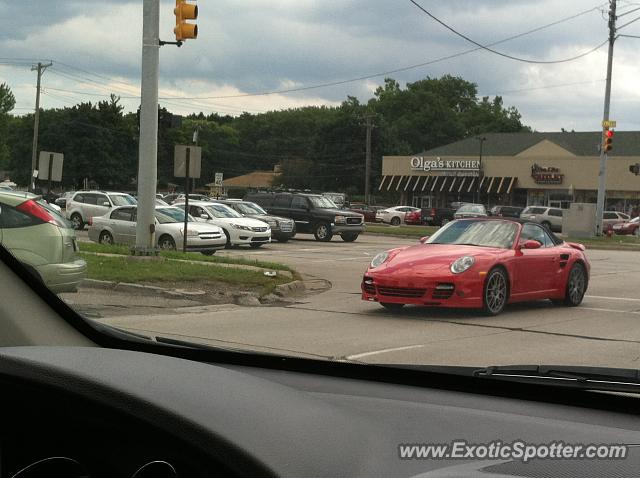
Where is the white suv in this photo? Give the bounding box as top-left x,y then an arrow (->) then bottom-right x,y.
66,191 -> 137,230
519,206 -> 564,232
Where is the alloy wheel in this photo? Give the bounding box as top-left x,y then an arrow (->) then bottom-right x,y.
566,264 -> 586,306
484,270 -> 507,315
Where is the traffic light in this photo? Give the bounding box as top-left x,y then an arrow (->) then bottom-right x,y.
174,0 -> 198,42
630,163 -> 640,175
603,128 -> 614,153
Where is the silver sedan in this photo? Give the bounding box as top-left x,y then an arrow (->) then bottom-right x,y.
87,205 -> 226,254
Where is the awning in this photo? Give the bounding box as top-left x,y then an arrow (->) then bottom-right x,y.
378,175 -> 517,193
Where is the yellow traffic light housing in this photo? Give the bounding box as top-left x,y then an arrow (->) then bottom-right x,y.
175,0 -> 198,41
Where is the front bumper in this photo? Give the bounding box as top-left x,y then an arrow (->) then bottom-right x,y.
232,232 -> 272,246
331,224 -> 365,235
361,271 -> 485,308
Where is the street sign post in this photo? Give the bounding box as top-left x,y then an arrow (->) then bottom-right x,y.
174,145 -> 202,253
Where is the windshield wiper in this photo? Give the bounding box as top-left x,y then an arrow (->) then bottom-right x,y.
473,365 -> 640,394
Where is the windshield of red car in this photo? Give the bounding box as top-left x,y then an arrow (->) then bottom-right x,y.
426,220 -> 518,248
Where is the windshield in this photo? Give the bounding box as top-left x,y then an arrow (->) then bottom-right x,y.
204,203 -> 243,219
109,194 -> 137,206
154,207 -> 193,224
427,220 -> 518,249
4,1 -> 640,402
309,196 -> 338,209
234,202 -> 267,215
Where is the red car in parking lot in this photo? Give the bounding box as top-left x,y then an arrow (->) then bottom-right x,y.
612,216 -> 639,235
362,218 -> 589,316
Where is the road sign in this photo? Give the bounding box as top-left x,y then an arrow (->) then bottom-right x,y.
174,145 -> 202,178
602,120 -> 617,128
38,152 -> 64,181
214,172 -> 223,186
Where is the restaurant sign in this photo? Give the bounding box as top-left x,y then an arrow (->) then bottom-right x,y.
531,163 -> 564,184
410,157 -> 480,177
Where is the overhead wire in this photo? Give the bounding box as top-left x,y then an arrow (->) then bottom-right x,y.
408,0 -> 608,64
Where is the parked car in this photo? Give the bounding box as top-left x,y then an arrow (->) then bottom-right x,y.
348,204 -> 383,223
422,207 -> 456,226
613,216 -> 639,235
489,205 -> 524,218
603,211 -> 630,228
322,192 -> 348,209
0,190 -> 86,292
65,190 -> 137,230
362,218 -> 589,316
170,193 -> 210,204
375,206 -> 420,226
246,191 -> 364,242
454,203 -> 488,219
519,206 -> 564,232
174,201 -> 271,248
155,198 -> 170,206
404,209 -> 423,225
54,191 -> 75,210
87,205 -> 226,254
214,199 -> 296,243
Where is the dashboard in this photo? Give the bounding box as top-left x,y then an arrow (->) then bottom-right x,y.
0,347 -> 638,477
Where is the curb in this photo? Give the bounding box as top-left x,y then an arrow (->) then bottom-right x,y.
80,277 -> 305,305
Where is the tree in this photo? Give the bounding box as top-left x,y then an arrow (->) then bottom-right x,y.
0,83 -> 16,170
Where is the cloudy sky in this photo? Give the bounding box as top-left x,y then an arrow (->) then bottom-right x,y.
1,0 -> 639,131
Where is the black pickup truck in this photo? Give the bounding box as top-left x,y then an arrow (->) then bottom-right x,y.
245,192 -> 365,242
421,207 -> 456,226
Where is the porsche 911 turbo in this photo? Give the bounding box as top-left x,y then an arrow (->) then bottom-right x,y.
362,218 -> 589,316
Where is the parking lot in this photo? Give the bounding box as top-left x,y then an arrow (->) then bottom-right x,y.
72,230 -> 640,368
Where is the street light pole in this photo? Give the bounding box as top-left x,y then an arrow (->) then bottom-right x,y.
135,0 -> 160,254
476,136 -> 486,204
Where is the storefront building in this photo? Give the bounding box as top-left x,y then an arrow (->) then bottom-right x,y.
380,132 -> 640,214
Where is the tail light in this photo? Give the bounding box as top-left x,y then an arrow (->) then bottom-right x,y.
88,217 -> 93,226
16,200 -> 56,225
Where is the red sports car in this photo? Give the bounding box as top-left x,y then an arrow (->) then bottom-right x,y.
362,218 -> 590,316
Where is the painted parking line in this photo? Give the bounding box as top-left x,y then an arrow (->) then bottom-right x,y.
585,295 -> 640,302
346,344 -> 426,360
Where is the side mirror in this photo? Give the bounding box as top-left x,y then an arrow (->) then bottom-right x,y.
103,202 -> 110,207
419,236 -> 429,244
520,239 -> 542,250
200,214 -> 209,220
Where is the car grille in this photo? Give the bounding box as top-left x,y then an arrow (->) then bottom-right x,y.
347,217 -> 362,225
279,222 -> 293,232
198,232 -> 222,239
363,282 -> 376,294
432,289 -> 454,299
251,226 -> 268,232
251,236 -> 270,243
377,286 -> 426,298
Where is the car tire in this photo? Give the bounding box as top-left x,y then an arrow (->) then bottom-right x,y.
201,250 -> 216,256
276,237 -> 289,243
250,243 -> 263,248
70,213 -> 84,231
98,231 -> 114,245
222,229 -> 232,249
381,302 -> 404,311
482,267 -> 509,316
314,222 -> 333,242
390,217 -> 401,226
340,233 -> 359,242
158,235 -> 176,250
562,262 -> 587,307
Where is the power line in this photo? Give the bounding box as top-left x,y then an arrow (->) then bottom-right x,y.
408,0 -> 608,64
487,79 -> 607,96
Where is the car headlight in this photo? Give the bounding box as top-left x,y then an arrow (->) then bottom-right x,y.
450,256 -> 475,274
370,251 -> 390,269
266,219 -> 277,227
231,223 -> 251,231
335,215 -> 346,224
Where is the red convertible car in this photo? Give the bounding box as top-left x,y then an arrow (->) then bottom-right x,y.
362,218 -> 590,316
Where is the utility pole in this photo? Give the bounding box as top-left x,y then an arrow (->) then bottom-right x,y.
135,0 -> 160,253
364,112 -> 376,205
475,136 -> 486,205
30,61 -> 52,192
595,0 -> 617,236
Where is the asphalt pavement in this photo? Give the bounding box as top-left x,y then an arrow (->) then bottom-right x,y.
69,231 -> 640,368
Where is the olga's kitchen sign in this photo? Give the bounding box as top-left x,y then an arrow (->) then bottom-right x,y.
410,157 -> 480,176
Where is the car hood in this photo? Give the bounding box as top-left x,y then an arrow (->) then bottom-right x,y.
371,244 -> 507,273
213,217 -> 270,228
321,208 -> 362,217
245,214 -> 292,223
